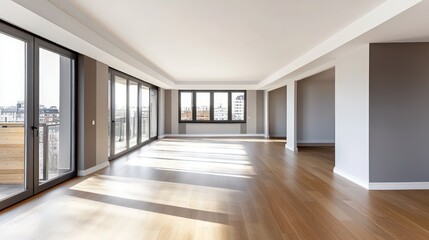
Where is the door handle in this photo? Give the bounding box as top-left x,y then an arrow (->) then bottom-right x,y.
31,126 -> 39,137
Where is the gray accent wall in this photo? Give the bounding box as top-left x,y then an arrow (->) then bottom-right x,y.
256,90 -> 265,134
95,61 -> 109,165
246,90 -> 257,134
77,55 -> 97,170
77,55 -> 109,171
297,69 -> 335,144
164,90 -> 171,134
269,86 -> 286,138
369,43 -> 429,182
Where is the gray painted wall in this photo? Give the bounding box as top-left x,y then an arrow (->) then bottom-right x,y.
369,43 -> 429,182
77,56 -> 110,171
297,69 -> 335,144
164,90 -> 171,134
171,90 -> 179,134
256,90 -> 265,134
269,86 -> 286,138
96,61 -> 109,165
77,55 -> 97,170
246,90 -> 257,134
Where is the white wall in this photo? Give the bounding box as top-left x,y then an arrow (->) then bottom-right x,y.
286,81 -> 297,151
335,45 -> 370,184
297,69 -> 335,144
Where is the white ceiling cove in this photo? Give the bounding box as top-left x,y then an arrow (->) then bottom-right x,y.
65,0 -> 384,83
1,0 -> 426,89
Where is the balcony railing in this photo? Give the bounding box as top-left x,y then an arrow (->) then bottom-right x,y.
39,123 -> 60,181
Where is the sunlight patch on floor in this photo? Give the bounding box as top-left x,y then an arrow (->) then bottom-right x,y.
70,175 -> 240,214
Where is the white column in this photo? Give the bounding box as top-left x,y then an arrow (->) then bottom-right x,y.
334,45 -> 370,186
286,81 -> 297,151
264,90 -> 269,138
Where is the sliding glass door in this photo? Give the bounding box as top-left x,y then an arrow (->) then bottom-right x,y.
0,24 -> 33,206
114,76 -> 127,154
109,70 -> 158,159
141,86 -> 150,142
36,40 -> 75,189
150,89 -> 158,138
0,22 -> 76,210
129,81 -> 138,148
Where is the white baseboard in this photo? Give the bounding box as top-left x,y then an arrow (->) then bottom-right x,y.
369,182 -> 429,190
285,144 -> 298,152
333,167 -> 369,189
78,161 -> 110,177
334,168 -> 429,190
163,134 -> 265,138
158,134 -> 167,139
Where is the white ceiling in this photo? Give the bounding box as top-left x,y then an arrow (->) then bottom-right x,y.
65,0 -> 384,84
1,0 -> 426,89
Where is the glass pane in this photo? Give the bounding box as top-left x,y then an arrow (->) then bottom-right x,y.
0,32 -> 26,199
141,86 -> 150,142
196,92 -> 210,121
180,92 -> 193,121
128,81 -> 138,148
150,89 -> 157,138
38,48 -> 73,184
214,92 -> 228,121
114,76 -> 127,154
232,92 -> 245,121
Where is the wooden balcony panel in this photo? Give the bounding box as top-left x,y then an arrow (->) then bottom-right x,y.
0,123 -> 25,185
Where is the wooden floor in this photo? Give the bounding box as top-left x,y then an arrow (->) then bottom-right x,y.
1,138 -> 429,240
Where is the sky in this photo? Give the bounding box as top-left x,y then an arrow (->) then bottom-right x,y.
0,33 -> 25,106
39,48 -> 60,108
115,78 -> 151,108
0,33 -> 64,108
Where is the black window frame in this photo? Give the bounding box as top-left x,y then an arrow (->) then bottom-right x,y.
179,90 -> 247,123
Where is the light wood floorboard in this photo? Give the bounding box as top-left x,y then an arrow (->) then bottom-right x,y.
1,138 -> 429,240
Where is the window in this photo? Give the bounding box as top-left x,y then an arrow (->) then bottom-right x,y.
180,92 -> 193,121
213,92 -> 228,120
196,92 -> 210,121
231,92 -> 245,121
179,91 -> 246,123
